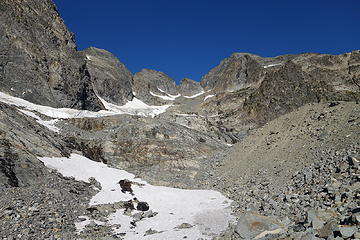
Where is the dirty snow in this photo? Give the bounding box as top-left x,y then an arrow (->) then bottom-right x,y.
38,154 -> 235,240
204,94 -> 215,101
0,91 -> 171,119
183,90 -> 205,99
97,96 -> 171,117
18,109 -> 60,132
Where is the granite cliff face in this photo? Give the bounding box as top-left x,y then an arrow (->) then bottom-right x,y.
0,0 -> 103,110
0,0 -> 360,239
81,47 -> 134,105
201,53 -> 265,92
199,51 -> 360,126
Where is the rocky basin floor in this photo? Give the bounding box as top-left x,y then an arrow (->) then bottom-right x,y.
213,145 -> 360,240
0,171 -> 96,240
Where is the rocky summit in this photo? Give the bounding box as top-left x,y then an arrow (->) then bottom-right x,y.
0,1 -> 359,240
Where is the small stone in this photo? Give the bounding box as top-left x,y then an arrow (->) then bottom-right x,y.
132,212 -> 143,222
87,220 -> 97,228
347,156 -> 359,166
144,228 -> 159,236
137,202 -> 149,211
352,212 -> 360,223
293,224 -> 306,232
118,179 -> 133,194
338,225 -> 357,238
143,210 -> 157,218
176,223 -> 193,229
317,220 -> 336,238
307,210 -> 325,230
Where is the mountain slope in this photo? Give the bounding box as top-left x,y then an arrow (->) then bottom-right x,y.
0,0 -> 360,239
0,0 -> 104,110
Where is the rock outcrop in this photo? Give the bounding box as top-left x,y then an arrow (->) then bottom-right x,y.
198,51 -> 360,127
201,53 -> 266,92
61,114 -> 227,187
0,103 -> 69,188
132,69 -> 178,105
178,78 -> 204,97
0,0 -> 103,110
81,47 -> 133,105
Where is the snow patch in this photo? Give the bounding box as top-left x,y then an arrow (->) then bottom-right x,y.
150,91 -> 177,101
98,96 -> 171,118
183,90 -> 205,99
204,94 -> 215,101
157,88 -> 167,93
155,88 -> 181,100
38,154 -> 235,240
18,109 -> 60,132
0,91 -> 171,119
263,63 -> 282,68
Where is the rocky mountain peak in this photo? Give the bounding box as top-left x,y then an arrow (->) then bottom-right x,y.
200,52 -> 265,92
81,47 -> 133,105
132,69 -> 178,104
0,0 -> 104,110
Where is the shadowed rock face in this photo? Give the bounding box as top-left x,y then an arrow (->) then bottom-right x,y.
81,47 -> 134,105
0,0 -> 103,110
0,103 -> 70,188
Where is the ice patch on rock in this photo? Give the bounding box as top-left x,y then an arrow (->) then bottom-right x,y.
183,90 -> 205,99
204,94 -> 215,101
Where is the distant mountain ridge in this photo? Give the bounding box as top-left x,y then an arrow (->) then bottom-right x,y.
1,0 -> 358,115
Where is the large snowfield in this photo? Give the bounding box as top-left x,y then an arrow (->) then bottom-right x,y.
0,91 -> 172,132
38,154 -> 235,240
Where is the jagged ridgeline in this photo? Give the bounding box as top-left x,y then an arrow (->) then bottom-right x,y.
0,0 -> 359,239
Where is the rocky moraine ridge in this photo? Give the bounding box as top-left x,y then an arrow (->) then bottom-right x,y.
0,0 -> 360,239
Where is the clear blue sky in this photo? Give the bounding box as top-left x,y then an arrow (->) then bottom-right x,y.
54,0 -> 360,83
